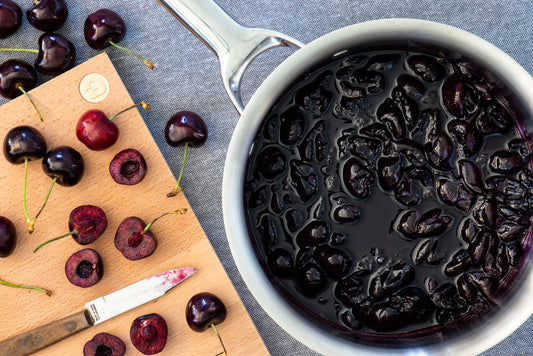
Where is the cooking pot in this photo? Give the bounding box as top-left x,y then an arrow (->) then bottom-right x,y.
157,0 -> 533,355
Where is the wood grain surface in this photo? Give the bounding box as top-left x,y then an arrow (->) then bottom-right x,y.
0,53 -> 269,356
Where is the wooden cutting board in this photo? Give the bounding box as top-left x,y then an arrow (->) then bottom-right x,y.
0,53 -> 269,356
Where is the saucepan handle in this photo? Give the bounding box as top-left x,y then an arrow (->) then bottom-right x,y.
156,0 -> 304,114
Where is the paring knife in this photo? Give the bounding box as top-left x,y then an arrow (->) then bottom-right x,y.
0,267 -> 197,356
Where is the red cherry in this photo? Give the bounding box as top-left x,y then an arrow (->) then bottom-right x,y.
76,102 -> 150,151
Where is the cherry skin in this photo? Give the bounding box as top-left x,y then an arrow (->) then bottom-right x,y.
0,216 -> 16,257
165,111 -> 208,196
186,292 -> 228,355
0,59 -> 38,99
34,205 -> 108,252
26,0 -> 68,32
0,0 -> 22,38
83,332 -> 126,356
35,32 -> 76,75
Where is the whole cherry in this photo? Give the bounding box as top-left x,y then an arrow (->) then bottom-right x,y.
0,0 -> 22,38
130,313 -> 168,355
0,216 -> 16,257
164,111 -> 208,196
26,0 -> 68,32
76,102 -> 150,151
0,59 -> 42,121
65,248 -> 103,288
3,126 -> 47,233
27,146 -> 84,233
84,9 -> 153,69
34,205 -> 107,252
0,32 -> 76,76
186,292 -> 227,355
114,209 -> 187,260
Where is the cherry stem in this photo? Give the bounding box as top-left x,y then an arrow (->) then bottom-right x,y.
0,48 -> 38,53
108,40 -> 154,70
34,229 -> 78,253
143,208 -> 187,233
17,85 -> 43,122
109,101 -> 150,121
23,158 -> 31,230
167,142 -> 188,197
210,323 -> 227,356
0,277 -> 51,296
28,176 -> 57,233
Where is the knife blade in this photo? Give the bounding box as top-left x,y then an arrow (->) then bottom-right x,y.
0,267 -> 197,356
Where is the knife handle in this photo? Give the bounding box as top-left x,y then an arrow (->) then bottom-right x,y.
0,310 -> 92,356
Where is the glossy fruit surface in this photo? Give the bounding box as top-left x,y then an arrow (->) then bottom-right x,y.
3,126 -> 47,164
114,217 -> 156,260
0,59 -> 38,99
0,216 -> 16,257
130,313 -> 167,355
42,146 -> 84,186
0,0 -> 21,38
186,292 -> 227,332
165,111 -> 208,147
84,9 -> 126,50
76,109 -> 118,150
26,0 -> 68,32
83,332 -> 125,356
69,205 -> 107,245
35,32 -> 76,76
109,148 -> 147,185
65,248 -> 103,288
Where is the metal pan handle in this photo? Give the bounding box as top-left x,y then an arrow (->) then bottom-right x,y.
156,0 -> 304,114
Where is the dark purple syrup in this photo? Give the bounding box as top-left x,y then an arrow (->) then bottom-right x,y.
244,45 -> 533,344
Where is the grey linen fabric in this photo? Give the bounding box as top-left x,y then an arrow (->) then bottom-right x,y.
0,0 -> 532,355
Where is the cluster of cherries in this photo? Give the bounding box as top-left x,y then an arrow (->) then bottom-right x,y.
0,2 -> 218,354
0,0 -> 153,121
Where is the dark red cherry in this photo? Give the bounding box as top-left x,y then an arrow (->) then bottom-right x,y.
35,32 -> 76,75
165,111 -> 208,147
130,314 -> 168,355
84,8 -> 153,69
0,216 -> 16,257
76,102 -> 149,151
186,292 -> 227,331
165,111 -> 208,196
83,332 -> 126,356
109,148 -> 147,185
0,0 -> 22,38
42,146 -> 84,186
186,292 -> 229,354
65,248 -> 103,288
84,8 -> 125,50
3,126 -> 47,164
26,0 -> 68,32
0,59 -> 38,99
34,205 -> 107,252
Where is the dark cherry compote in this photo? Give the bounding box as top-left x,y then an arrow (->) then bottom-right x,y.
243,44 -> 533,344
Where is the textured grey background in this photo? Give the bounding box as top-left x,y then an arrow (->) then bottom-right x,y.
1,0 -> 532,355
